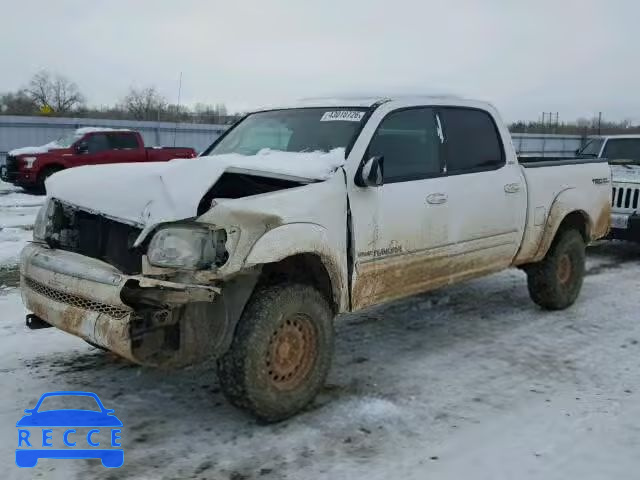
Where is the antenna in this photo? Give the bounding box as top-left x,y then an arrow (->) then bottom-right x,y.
173,72 -> 183,147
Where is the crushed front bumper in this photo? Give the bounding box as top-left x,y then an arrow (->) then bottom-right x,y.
0,166 -> 35,187
20,243 -> 219,364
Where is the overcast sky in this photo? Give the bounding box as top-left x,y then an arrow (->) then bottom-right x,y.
1,0 -> 638,122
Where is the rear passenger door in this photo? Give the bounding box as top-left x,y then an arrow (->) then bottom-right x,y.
437,107 -> 526,279
106,132 -> 145,163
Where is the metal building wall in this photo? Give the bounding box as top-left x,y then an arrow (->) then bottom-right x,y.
0,115 -> 226,162
0,115 -> 589,163
510,133 -> 587,157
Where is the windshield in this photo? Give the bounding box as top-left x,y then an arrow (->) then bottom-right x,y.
54,132 -> 82,148
577,138 -> 603,157
203,108 -> 368,157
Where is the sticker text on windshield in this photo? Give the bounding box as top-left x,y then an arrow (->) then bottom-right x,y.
320,111 -> 365,122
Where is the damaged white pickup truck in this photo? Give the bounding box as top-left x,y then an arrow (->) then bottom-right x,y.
20,96 -> 611,420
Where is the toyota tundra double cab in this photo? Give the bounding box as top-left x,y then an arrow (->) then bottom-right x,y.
1,128 -> 196,193
20,96 -> 611,421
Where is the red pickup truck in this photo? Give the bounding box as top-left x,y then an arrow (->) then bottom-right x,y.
1,128 -> 196,193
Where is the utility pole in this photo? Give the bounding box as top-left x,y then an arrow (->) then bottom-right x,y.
173,72 -> 183,147
598,112 -> 602,136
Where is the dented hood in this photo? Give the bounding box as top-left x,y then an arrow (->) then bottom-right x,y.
45,149 -> 345,227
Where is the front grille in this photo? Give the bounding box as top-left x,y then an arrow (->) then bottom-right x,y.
3,155 -> 20,181
5,155 -> 18,171
24,276 -> 130,319
612,186 -> 640,210
46,200 -> 144,274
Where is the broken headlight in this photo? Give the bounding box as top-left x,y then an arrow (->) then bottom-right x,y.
147,225 -> 224,269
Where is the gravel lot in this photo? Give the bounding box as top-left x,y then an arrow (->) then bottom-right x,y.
1,180 -> 639,480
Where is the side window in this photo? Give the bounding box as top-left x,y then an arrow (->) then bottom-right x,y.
85,134 -> 110,154
367,108 -> 441,183
439,108 -> 504,174
603,139 -> 640,161
109,133 -> 138,150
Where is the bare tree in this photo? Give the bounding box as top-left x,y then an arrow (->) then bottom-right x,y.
25,70 -> 85,113
191,102 -> 234,123
121,86 -> 167,121
0,90 -> 37,115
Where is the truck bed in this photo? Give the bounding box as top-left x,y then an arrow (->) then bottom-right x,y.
514,159 -> 611,265
145,147 -> 195,162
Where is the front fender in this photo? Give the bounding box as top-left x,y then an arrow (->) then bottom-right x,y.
245,223 -> 348,311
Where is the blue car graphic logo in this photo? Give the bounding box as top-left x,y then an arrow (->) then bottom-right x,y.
16,391 -> 123,468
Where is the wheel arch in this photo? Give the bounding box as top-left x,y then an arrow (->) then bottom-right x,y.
38,163 -> 65,189
39,162 -> 65,176
533,207 -> 591,263
244,223 -> 348,312
257,253 -> 340,314
205,253 -> 340,366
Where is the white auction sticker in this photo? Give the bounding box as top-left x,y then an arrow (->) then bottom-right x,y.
320,111 -> 365,122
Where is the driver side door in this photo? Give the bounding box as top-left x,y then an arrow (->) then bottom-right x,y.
348,107 -> 451,310
70,133 -> 112,166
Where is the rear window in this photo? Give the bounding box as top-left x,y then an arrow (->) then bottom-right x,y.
439,108 -> 504,174
603,139 -> 640,161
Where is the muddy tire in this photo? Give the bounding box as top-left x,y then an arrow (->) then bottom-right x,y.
526,229 -> 586,310
217,283 -> 334,422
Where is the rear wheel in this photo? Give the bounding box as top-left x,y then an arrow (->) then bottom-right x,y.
217,283 -> 334,422
526,229 -> 586,310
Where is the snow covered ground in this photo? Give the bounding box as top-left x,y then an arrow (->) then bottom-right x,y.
0,181 -> 43,271
1,179 -> 639,480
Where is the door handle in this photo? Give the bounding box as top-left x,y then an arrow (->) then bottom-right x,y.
426,193 -> 448,205
504,183 -> 521,194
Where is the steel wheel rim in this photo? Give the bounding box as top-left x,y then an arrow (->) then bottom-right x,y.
266,313 -> 317,391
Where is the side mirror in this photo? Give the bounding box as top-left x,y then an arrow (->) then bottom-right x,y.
75,142 -> 89,154
356,156 -> 384,187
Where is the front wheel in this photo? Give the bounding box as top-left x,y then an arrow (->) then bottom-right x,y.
217,283 -> 334,422
526,229 -> 586,310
